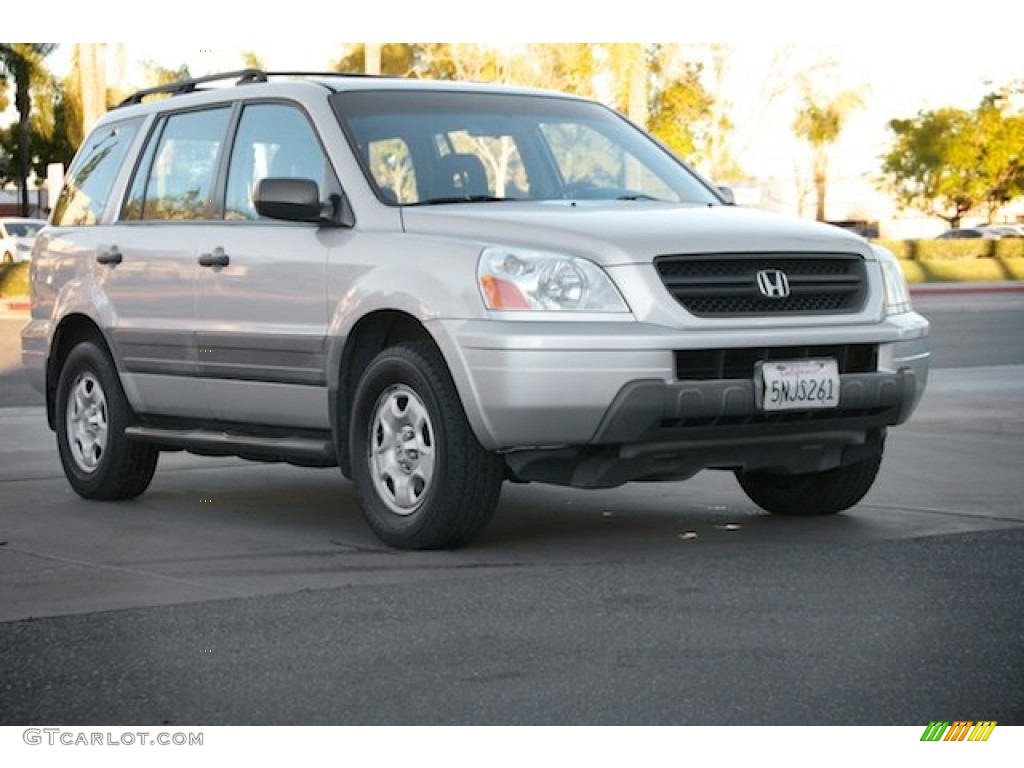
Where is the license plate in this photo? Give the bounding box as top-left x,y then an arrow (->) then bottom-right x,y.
758,359 -> 840,411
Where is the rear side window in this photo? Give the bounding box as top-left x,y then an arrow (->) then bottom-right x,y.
123,108 -> 231,221
52,119 -> 141,226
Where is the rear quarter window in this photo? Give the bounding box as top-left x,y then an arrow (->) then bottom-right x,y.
52,118 -> 142,226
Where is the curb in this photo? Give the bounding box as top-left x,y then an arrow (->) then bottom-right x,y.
1,298 -> 30,315
909,282 -> 1024,296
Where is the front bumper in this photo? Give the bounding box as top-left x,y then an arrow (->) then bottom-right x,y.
434,311 -> 930,457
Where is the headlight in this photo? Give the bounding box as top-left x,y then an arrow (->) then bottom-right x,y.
477,247 -> 630,312
872,244 -> 912,315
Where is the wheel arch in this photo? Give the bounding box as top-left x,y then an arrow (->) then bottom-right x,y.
45,314 -> 114,431
331,310 -> 437,478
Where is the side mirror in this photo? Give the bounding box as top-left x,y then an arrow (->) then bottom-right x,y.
716,186 -> 735,205
254,178 -> 323,223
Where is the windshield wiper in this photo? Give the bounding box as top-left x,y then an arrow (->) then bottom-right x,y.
409,195 -> 509,206
616,194 -> 663,201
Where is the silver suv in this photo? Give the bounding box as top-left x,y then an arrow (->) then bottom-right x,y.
21,70 -> 930,549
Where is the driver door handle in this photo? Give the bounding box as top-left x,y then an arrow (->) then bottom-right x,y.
199,247 -> 230,268
96,246 -> 122,265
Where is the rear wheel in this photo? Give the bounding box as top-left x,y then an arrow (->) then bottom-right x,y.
55,341 -> 158,500
736,454 -> 882,516
349,341 -> 503,549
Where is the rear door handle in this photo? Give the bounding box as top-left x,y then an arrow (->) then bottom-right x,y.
198,247 -> 230,268
96,246 -> 122,265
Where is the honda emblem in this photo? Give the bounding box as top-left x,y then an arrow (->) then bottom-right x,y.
755,269 -> 790,299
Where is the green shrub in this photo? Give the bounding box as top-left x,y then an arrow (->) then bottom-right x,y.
875,238 -> 1024,260
900,258 -> 1024,283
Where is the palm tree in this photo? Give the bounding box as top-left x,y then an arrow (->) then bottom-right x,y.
0,43 -> 57,216
364,44 -> 381,76
793,88 -> 863,221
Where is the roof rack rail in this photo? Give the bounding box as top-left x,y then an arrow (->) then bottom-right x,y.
261,71 -> 384,79
116,69 -> 267,107
115,69 -> 385,108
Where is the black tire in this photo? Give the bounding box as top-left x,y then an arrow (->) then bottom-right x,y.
55,341 -> 158,500
736,453 -> 882,516
348,341 -> 503,550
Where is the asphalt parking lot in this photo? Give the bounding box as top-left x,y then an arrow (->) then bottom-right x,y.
0,290 -> 1022,724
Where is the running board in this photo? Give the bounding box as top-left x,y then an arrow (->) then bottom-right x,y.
124,426 -> 337,467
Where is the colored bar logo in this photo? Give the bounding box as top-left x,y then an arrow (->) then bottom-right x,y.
920,721 -> 997,741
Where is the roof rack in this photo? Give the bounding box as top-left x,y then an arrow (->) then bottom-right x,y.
116,69 -> 266,107
115,69 -> 384,108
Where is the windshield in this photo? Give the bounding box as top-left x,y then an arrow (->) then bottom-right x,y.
332,90 -> 720,207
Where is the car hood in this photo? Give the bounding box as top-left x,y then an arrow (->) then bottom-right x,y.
399,201 -> 873,265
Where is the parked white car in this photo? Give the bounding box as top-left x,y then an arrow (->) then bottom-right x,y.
0,217 -> 47,263
935,227 -> 999,240
978,225 -> 1024,239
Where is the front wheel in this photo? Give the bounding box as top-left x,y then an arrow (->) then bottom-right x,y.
349,341 -> 503,549
736,454 -> 882,516
55,341 -> 158,500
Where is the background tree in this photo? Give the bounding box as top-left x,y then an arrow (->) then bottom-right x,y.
76,44 -> 107,134
241,51 -> 265,71
0,69 -> 80,184
604,43 -> 647,126
71,44 -> 125,131
880,106 -> 995,228
525,43 -> 597,97
0,43 -> 57,215
974,94 -> 1024,221
332,44 -> 424,78
142,61 -> 192,87
599,44 -> 713,162
645,46 -> 714,161
364,44 -> 382,76
792,87 -> 862,221
699,44 -> 745,182
329,43 -> 716,178
503,43 -> 711,163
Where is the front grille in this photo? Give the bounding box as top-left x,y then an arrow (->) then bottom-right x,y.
675,344 -> 877,380
655,253 -> 867,316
